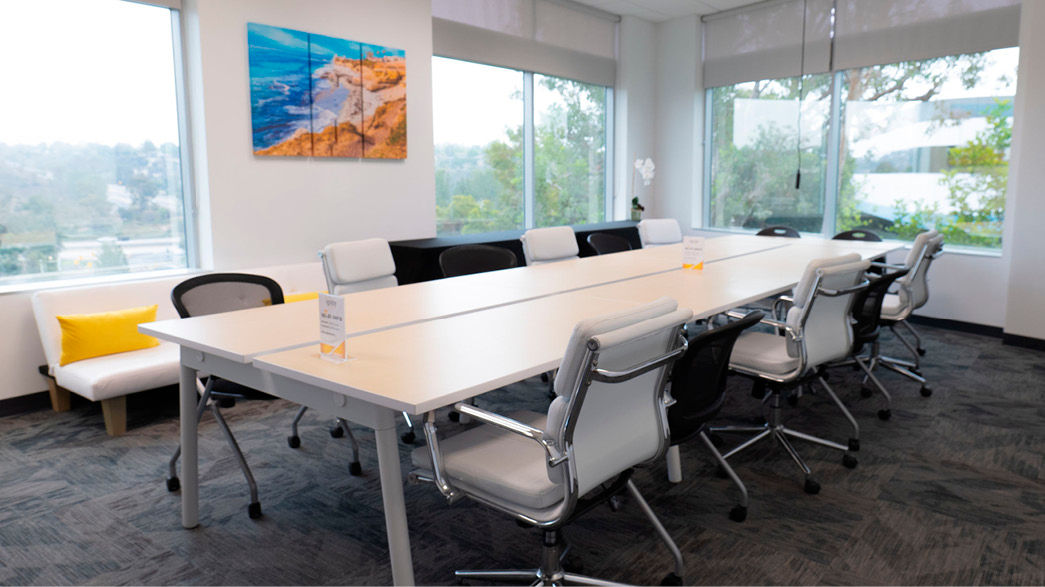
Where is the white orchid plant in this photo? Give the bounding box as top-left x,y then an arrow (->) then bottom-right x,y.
631,157 -> 655,211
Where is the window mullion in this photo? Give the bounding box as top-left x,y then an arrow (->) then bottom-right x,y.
821,71 -> 844,237
702,88 -> 714,228
523,71 -> 535,229
604,86 -> 614,222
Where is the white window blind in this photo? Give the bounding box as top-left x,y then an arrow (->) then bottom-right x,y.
432,0 -> 617,86
703,0 -> 1020,88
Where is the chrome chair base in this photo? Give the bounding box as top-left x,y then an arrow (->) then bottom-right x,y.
455,481 -> 684,586
710,377 -> 859,492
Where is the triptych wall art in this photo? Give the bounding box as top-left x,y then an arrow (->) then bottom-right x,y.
247,23 -> 407,159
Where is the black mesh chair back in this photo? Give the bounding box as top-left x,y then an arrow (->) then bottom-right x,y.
756,225 -> 801,238
667,311 -> 763,445
586,233 -> 633,255
172,272 -> 284,318
850,268 -> 909,352
833,229 -> 882,242
439,244 -> 518,278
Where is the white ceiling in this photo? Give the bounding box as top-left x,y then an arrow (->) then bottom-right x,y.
570,0 -> 764,22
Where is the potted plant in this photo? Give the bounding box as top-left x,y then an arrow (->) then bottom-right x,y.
631,157 -> 655,221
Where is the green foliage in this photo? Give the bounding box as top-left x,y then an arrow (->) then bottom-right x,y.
96,240 -> 128,268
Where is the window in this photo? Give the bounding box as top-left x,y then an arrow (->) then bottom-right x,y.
706,47 -> 1018,250
0,0 -> 190,287
433,57 -> 612,236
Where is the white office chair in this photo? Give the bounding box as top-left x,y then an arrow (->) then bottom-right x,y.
411,298 -> 693,585
710,254 -> 870,494
520,226 -> 579,265
869,230 -> 944,396
637,218 -> 683,247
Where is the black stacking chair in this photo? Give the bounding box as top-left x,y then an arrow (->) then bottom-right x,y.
833,229 -> 882,242
438,244 -> 518,278
756,225 -> 801,238
666,311 -> 762,522
586,232 -> 633,255
166,272 -> 285,519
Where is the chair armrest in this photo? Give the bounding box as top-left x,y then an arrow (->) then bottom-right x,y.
454,403 -> 567,467
725,310 -> 801,341
871,261 -> 906,271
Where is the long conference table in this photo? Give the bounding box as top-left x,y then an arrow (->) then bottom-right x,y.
140,234 -> 900,585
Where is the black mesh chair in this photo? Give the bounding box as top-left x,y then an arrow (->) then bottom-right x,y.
166,272 -> 285,519
438,244 -> 518,278
756,225 -> 801,238
586,232 -> 633,255
833,229 -> 882,242
666,311 -> 762,522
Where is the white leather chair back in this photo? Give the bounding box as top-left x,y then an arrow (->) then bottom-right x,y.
545,298 -> 691,496
906,234 -> 943,310
520,226 -> 579,265
786,257 -> 870,368
637,218 -> 682,247
320,238 -> 398,295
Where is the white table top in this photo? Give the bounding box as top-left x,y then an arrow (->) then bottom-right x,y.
253,290 -> 641,414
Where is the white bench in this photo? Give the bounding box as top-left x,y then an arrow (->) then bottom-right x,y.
31,262 -> 326,435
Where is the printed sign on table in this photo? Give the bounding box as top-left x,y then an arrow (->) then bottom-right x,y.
318,293 -> 347,362
682,236 -> 705,270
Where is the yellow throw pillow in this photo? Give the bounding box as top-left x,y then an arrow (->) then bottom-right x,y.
284,291 -> 323,303
56,304 -> 160,366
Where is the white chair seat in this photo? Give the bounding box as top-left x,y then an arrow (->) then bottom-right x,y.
53,342 -> 181,402
881,293 -> 904,320
411,411 -> 562,510
729,331 -> 800,376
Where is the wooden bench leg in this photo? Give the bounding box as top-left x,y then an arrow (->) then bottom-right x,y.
47,378 -> 71,412
101,397 -> 127,436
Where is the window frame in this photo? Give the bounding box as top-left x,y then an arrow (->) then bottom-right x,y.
433,55 -> 615,236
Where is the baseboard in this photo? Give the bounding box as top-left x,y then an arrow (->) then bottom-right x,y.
1001,333 -> 1045,351
0,390 -> 53,418
907,315 -> 1004,338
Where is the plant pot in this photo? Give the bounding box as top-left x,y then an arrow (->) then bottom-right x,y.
630,209 -> 643,221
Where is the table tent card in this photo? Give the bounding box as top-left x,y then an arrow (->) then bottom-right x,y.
318,293 -> 347,362
682,236 -> 705,270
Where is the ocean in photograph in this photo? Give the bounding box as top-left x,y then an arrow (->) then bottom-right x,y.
247,23 -> 313,156
309,32 -> 364,157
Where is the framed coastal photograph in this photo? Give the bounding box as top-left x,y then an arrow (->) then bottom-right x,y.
247,23 -> 406,159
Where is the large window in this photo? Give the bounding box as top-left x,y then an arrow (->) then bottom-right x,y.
0,0 -> 190,287
433,57 -> 611,236
706,47 -> 1018,250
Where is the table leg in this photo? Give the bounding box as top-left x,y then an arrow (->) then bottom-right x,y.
180,362 -> 199,529
374,409 -> 415,585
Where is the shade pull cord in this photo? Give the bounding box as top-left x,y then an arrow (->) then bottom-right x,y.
795,0 -> 808,191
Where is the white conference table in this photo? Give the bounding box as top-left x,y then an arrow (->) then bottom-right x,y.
141,234 -> 900,585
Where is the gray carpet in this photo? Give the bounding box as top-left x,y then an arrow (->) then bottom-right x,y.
1,323 -> 1043,585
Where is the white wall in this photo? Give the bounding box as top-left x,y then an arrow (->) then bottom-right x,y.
614,16 -> 657,220
1003,0 -> 1045,340
187,0 -> 435,270
652,16 -> 702,229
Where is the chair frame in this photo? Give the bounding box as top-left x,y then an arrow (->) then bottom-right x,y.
586,232 -> 633,256
413,327 -> 690,585
711,269 -> 868,494
756,225 -> 801,238
438,244 -> 518,278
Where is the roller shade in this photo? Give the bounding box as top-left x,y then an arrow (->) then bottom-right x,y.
703,0 -> 1020,88
432,0 -> 616,86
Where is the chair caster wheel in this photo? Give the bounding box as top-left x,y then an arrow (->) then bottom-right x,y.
166,477 -> 180,492
540,372 -> 549,383
917,347 -> 927,356
729,505 -> 747,523
401,431 -> 416,444
329,425 -> 344,438
804,478 -> 821,495
715,465 -> 729,479
848,438 -> 860,452
860,386 -> 873,398
709,433 -> 724,448
287,435 -> 301,449
348,461 -> 362,476
877,409 -> 891,421
843,454 -> 858,469
661,572 -> 684,586
248,502 -> 262,519
218,397 -> 236,409
448,410 -> 461,423
786,394 -> 799,407
920,385 -> 932,397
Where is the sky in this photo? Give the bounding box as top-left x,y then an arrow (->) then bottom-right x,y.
431,56 -> 523,147
0,0 -> 180,147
